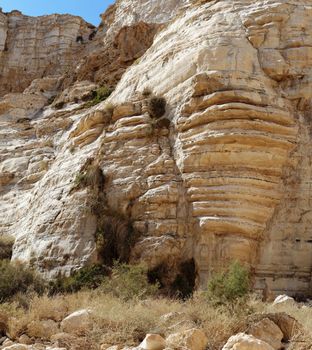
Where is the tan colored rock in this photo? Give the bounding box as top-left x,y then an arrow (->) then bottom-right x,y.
60,309 -> 92,335
264,313 -> 302,342
17,335 -> 32,345
52,81 -> 98,106
139,334 -> 166,350
1,0 -> 312,297
166,329 -> 207,350
222,333 -> 274,350
248,318 -> 283,350
0,11 -> 94,96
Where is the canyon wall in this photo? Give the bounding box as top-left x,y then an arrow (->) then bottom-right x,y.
0,10 -> 95,96
0,0 -> 312,296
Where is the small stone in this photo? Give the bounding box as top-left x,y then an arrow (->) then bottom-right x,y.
18,335 -> 32,345
273,295 -> 296,308
139,334 -> 166,350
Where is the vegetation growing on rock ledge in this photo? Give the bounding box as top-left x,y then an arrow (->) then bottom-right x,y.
147,96 -> 167,119
83,85 -> 113,108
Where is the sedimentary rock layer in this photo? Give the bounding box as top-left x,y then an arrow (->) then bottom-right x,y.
1,0 -> 312,295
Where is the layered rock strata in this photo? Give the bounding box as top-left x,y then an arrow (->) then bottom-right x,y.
0,10 -> 94,96
1,0 -> 312,295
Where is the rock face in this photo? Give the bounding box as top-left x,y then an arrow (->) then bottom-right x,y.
0,10 -> 94,96
1,0 -> 312,295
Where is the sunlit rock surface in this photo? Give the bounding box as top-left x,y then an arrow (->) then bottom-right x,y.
1,0 -> 312,295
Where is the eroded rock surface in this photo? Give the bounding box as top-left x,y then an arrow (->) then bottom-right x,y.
1,0 -> 312,295
0,10 -> 94,96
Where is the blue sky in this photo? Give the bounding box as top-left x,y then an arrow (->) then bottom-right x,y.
0,0 -> 115,25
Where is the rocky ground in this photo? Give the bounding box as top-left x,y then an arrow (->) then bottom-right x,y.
1,0 -> 312,297
0,291 -> 312,350
1,1 -> 312,350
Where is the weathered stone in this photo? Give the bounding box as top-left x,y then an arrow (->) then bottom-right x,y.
60,309 -> 92,335
17,335 -> 32,345
273,295 -> 296,308
1,0 -> 312,296
0,12 -> 94,96
166,329 -> 207,350
247,318 -> 283,350
222,333 -> 275,350
139,334 -> 166,350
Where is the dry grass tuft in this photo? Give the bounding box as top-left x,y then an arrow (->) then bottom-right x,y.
0,235 -> 14,260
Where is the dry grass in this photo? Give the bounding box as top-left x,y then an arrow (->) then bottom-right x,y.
0,235 -> 14,260
0,291 -> 252,348
0,291 -> 311,349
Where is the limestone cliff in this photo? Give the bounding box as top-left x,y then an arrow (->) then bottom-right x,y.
1,0 -> 312,296
0,10 -> 95,96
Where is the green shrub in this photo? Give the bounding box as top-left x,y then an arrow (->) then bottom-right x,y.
84,86 -> 113,108
148,96 -> 166,118
0,235 -> 14,260
206,261 -> 250,305
0,261 -> 45,302
101,262 -> 159,301
49,264 -> 110,295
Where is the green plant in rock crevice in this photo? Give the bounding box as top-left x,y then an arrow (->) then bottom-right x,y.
84,86 -> 113,108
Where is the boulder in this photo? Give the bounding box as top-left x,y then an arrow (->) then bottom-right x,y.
166,328 -> 207,350
60,309 -> 93,335
248,318 -> 283,350
265,313 -> 302,342
139,334 -> 166,350
273,295 -> 296,308
222,333 -> 274,350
